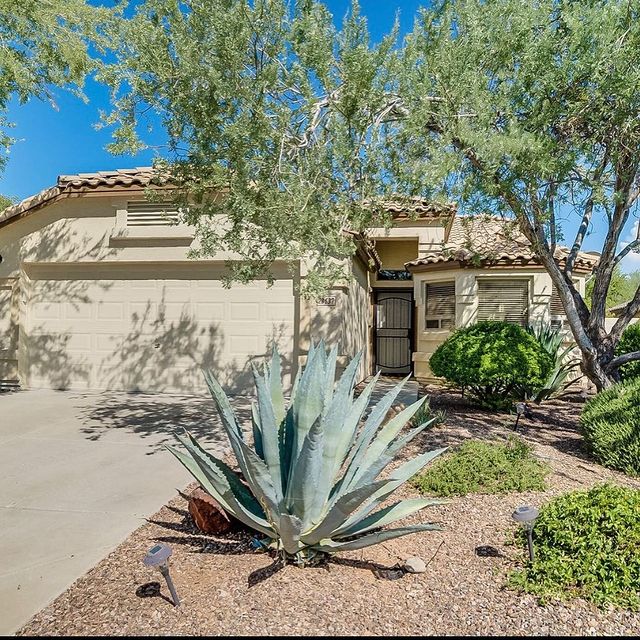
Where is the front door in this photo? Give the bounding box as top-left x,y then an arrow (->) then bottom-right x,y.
374,290 -> 413,375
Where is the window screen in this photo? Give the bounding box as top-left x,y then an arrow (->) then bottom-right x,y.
424,282 -> 455,330
477,279 -> 529,326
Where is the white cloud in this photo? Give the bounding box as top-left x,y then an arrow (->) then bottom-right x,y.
618,220 -> 640,273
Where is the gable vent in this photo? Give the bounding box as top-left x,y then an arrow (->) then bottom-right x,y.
126,201 -> 181,226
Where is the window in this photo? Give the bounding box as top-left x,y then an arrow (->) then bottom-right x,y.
377,269 -> 412,281
549,282 -> 578,331
477,279 -> 529,326
126,201 -> 181,226
424,282 -> 456,330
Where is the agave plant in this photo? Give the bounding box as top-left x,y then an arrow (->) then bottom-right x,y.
525,322 -> 581,403
168,341 -> 446,565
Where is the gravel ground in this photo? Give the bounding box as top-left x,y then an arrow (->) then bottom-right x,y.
18,388 -> 640,636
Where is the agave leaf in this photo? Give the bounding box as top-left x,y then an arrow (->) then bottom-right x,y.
349,396 -> 429,488
340,447 -> 448,530
323,343 -> 339,411
334,497 -> 446,538
251,402 -> 264,460
291,344 -> 326,462
285,415 -> 324,527
300,480 -> 389,545
311,525 -> 442,552
279,513 -> 304,555
252,366 -> 283,496
354,417 -> 438,490
333,375 -> 410,500
166,444 -> 275,537
177,431 -> 263,517
330,372 -> 379,481
269,347 -> 286,425
313,351 -> 363,515
279,405 -> 295,494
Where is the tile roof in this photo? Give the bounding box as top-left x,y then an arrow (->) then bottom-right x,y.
406,214 -> 599,272
0,167 -> 171,227
377,197 -> 456,220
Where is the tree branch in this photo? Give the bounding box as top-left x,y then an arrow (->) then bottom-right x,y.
606,350 -> 640,372
614,237 -> 640,266
608,282 -> 640,344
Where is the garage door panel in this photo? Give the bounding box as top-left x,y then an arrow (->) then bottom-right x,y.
25,266 -> 296,393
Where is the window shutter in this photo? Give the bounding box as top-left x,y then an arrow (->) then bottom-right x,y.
477,279 -> 529,326
126,201 -> 181,226
425,282 -> 456,329
550,284 -> 565,316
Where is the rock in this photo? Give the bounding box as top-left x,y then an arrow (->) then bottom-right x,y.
188,487 -> 236,535
403,556 -> 427,574
384,403 -> 406,424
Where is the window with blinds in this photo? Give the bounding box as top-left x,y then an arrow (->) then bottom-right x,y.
126,201 -> 181,226
424,282 -> 456,330
550,283 -> 570,330
477,279 -> 529,326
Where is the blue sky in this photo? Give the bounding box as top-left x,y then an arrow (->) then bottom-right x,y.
1,0 -> 637,270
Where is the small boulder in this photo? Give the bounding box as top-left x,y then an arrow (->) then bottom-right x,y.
188,487 -> 236,535
403,556 -> 427,574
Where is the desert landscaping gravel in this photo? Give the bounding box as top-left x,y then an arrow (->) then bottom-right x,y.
18,388 -> 640,636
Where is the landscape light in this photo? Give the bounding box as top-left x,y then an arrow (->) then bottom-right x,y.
143,543 -> 180,607
511,505 -> 539,562
514,402 -> 526,429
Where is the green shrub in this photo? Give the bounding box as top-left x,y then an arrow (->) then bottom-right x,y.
615,323 -> 640,380
580,378 -> 640,476
429,321 -> 553,410
509,484 -> 640,610
410,396 -> 446,429
411,437 -> 549,497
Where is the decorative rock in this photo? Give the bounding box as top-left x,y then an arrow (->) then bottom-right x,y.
188,487 -> 235,535
403,556 -> 427,574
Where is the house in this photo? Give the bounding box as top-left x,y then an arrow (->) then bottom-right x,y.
0,168 -> 597,392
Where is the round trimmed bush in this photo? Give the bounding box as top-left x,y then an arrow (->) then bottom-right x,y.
509,484 -> 640,609
429,320 -> 553,410
580,378 -> 640,476
615,322 -> 640,380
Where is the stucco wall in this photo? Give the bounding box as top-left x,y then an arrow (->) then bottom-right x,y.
299,256 -> 372,382
367,219 -> 446,257
411,266 -> 587,379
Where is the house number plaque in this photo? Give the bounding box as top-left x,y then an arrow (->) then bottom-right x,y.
318,295 -> 337,306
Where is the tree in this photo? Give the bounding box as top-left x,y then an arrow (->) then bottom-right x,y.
0,0 -> 112,172
393,0 -> 640,389
99,0 -> 414,296
585,266 -> 640,314
103,0 -> 640,389
0,193 -> 14,210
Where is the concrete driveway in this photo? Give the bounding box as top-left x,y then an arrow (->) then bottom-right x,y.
0,388 -> 239,635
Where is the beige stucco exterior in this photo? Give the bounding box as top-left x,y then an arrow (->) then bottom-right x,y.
0,172 -> 594,392
0,188 -> 374,392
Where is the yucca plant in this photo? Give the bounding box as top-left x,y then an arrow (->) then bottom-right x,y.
167,341 -> 447,566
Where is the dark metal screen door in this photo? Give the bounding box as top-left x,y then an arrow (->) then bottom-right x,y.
374,290 -> 413,375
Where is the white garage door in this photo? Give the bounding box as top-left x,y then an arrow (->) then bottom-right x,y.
23,263 -> 296,393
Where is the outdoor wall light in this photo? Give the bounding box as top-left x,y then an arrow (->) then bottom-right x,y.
143,543 -> 180,607
512,505 -> 539,562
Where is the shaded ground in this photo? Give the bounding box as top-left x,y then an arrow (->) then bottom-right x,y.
17,387 -> 640,636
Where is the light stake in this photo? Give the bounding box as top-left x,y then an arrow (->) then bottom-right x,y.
512,505 -> 539,562
514,402 -> 526,429
143,543 -> 180,607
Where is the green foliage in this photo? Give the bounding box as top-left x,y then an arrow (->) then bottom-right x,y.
509,484 -> 640,610
168,341 -> 446,565
525,323 -> 580,402
580,379 -> 640,476
410,396 -> 446,429
585,267 -> 640,315
615,323 -> 640,380
412,437 -> 549,497
429,321 -> 553,410
0,0 -> 111,172
98,0 -> 413,297
0,193 -> 15,210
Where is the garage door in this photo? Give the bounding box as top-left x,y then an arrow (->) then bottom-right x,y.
23,263 -> 296,393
